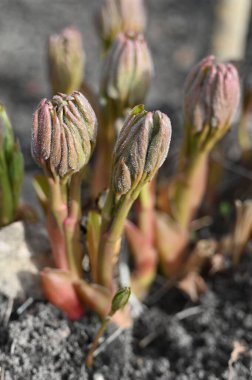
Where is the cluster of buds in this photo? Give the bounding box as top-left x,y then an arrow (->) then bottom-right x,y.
96,0 -> 147,49
0,104 -> 24,226
100,32 -> 154,114
48,27 -> 85,94
32,91 -> 97,178
31,84 -> 172,320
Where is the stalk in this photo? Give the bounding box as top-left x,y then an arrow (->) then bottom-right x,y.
64,173 -> 83,278
171,152 -> 208,229
85,316 -> 110,368
92,100 -> 118,197
97,190 -> 133,290
0,163 -> 14,225
47,175 -> 68,271
138,180 -> 155,244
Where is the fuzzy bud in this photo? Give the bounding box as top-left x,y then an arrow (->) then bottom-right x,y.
32,91 -> 97,177
100,32 -> 153,111
48,27 -> 85,94
183,55 -> 240,133
110,287 -> 131,314
111,105 -> 172,195
96,0 -> 147,48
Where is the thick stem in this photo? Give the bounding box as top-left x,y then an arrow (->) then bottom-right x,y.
97,191 -> 133,290
238,112 -> 251,157
171,152 -> 208,230
91,99 -> 118,198
64,173 -> 83,278
47,175 -> 68,270
138,180 -> 155,245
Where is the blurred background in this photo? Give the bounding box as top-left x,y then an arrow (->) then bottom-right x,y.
0,0 -> 252,168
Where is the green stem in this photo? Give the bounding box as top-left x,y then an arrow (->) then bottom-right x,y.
85,316 -> 111,368
0,162 -> 14,226
97,191 -> 133,290
92,99 -> 119,197
64,173 -> 83,278
172,151 -> 208,229
238,113 -> 251,157
47,175 -> 68,270
138,180 -> 155,245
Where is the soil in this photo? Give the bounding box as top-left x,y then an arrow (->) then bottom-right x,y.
1,251 -> 252,380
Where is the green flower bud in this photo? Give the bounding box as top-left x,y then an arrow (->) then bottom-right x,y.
100,32 -> 153,111
48,27 -> 85,94
110,286 -> 131,315
96,0 -> 147,49
32,91 -> 97,178
111,105 -> 172,195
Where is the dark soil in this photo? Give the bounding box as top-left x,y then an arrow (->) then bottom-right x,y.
1,252 -> 252,380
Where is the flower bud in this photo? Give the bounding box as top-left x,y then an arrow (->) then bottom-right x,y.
110,287 -> 131,315
111,105 -> 172,195
96,0 -> 147,48
100,32 -> 153,111
32,91 -> 97,177
48,27 -> 85,94
183,55 -> 240,134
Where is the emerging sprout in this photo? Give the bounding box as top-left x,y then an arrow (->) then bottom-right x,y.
111,105 -> 172,195
48,27 -> 85,94
96,0 -> 147,49
184,55 -> 240,135
0,104 -> 24,226
32,91 -> 97,177
100,32 -> 153,112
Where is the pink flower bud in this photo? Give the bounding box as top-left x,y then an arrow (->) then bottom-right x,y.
184,55 -> 240,133
32,91 -> 97,177
48,27 -> 85,94
100,32 -> 153,110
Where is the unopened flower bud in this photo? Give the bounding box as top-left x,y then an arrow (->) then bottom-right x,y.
110,287 -> 131,315
183,55 -> 240,133
111,105 -> 172,195
32,91 -> 97,177
100,32 -> 153,111
97,0 -> 147,48
48,27 -> 85,94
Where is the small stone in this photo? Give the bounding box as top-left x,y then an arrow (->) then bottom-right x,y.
0,221 -> 51,299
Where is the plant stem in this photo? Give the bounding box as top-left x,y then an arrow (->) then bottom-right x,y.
91,99 -> 119,197
97,191 -> 133,290
85,316 -> 111,368
138,180 -> 155,245
0,161 -> 14,226
47,175 -> 68,270
171,151 -> 208,230
64,173 -> 83,278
